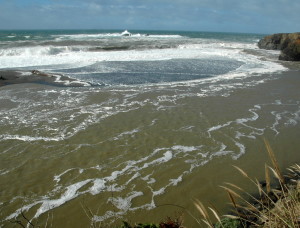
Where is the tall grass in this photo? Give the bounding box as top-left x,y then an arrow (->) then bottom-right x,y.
196,139 -> 300,227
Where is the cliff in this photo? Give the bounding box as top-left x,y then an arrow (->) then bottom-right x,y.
258,33 -> 300,61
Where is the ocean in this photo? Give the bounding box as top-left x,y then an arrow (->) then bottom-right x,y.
0,30 -> 299,227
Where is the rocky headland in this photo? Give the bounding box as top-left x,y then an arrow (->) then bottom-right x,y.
258,32 -> 300,61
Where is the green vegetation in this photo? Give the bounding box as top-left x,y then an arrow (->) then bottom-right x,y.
118,217 -> 184,228
214,218 -> 243,228
120,221 -> 159,228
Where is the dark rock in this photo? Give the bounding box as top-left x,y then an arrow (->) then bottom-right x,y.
258,33 -> 286,50
258,32 -> 300,61
279,38 -> 300,61
31,70 -> 51,77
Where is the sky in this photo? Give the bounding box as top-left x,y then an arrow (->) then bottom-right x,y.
0,0 -> 299,34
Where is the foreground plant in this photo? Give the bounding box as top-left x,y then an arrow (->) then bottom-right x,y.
195,139 -> 300,227
119,216 -> 185,228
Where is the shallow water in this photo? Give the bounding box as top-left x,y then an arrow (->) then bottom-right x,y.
1,70 -> 300,227
0,30 -> 300,227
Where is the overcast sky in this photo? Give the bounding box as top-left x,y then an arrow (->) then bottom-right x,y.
0,0 -> 299,34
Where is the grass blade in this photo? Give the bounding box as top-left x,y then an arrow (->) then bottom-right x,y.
264,138 -> 285,185
265,164 -> 271,194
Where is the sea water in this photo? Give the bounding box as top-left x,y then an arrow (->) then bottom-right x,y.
0,30 -> 299,227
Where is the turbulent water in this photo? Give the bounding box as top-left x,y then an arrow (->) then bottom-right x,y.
0,30 -> 299,227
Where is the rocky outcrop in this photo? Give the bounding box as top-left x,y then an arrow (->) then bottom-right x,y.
279,38 -> 300,61
258,33 -> 300,61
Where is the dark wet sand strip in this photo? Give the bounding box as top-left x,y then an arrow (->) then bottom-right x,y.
0,70 -> 86,87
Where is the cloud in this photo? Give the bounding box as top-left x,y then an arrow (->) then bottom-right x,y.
0,0 -> 299,33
